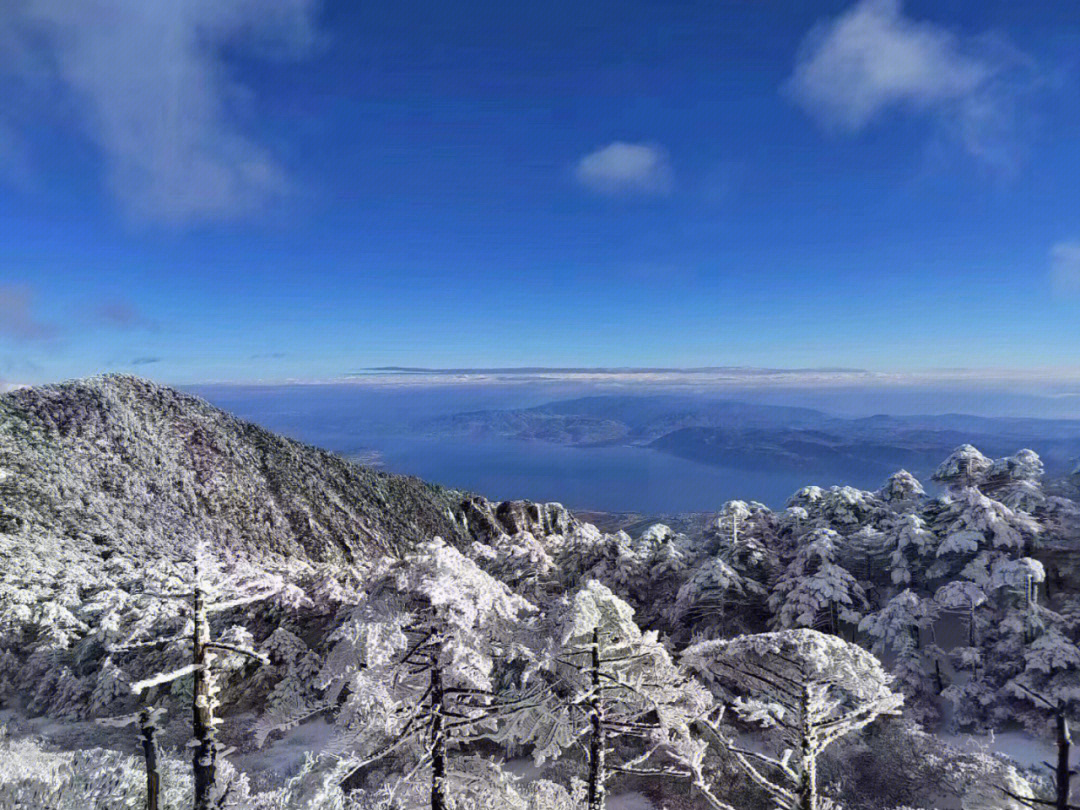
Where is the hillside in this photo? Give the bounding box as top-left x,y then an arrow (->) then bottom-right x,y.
2,378 -> 1079,810
0,374 -> 576,728
0,375 -> 473,574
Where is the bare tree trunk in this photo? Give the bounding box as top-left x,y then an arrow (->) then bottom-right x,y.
587,626 -> 606,810
968,601 -> 976,648
1056,710 -> 1072,810
798,686 -> 818,810
139,707 -> 161,810
192,573 -> 217,810
430,665 -> 446,810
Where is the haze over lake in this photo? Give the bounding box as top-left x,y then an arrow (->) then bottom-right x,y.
190,379 -> 1080,512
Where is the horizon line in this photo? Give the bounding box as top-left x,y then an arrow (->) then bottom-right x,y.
9,365 -> 1080,392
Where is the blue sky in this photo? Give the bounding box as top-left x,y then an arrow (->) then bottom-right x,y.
0,0 -> 1078,384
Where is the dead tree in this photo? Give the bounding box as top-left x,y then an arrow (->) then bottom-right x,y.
1002,685 -> 1079,810
122,558 -> 274,810
139,706 -> 165,810
97,704 -> 167,810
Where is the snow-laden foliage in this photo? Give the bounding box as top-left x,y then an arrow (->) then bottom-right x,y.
878,470 -> 925,505
506,580 -> 708,810
682,629 -> 904,810
0,377 -> 1076,810
769,529 -> 867,633
880,513 -> 937,585
859,590 -> 942,722
275,539 -> 537,808
0,728 -> 270,810
673,555 -> 765,637
933,445 -> 995,489
0,375 -> 469,721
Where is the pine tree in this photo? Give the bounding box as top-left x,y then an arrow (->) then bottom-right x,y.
112,547 -> 276,810
769,529 -> 866,635
682,629 -> 903,810
673,556 -> 766,637
859,590 -> 940,722
313,539 -> 538,810
1005,624 -> 1080,810
514,580 -> 708,810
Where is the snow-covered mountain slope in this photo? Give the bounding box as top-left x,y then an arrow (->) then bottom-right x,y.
0,375 -> 583,722
0,374 -> 472,570
1,378 -> 1077,810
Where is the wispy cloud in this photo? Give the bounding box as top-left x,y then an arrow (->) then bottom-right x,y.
130,356 -> 163,366
94,300 -> 156,330
0,284 -> 57,341
787,0 -> 1031,169
1051,242 -> 1080,294
575,142 -> 674,196
0,0 -> 322,224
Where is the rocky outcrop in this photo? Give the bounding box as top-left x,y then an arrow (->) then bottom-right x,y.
459,496 -> 579,540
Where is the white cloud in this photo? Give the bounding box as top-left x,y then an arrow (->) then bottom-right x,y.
575,142 -> 673,196
1051,242 -> 1080,294
0,0 -> 321,224
787,0 -> 1026,166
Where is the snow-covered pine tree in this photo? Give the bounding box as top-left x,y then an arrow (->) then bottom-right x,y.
786,486 -> 884,535
769,528 -> 866,636
932,445 -> 995,491
1004,623 -> 1080,810
878,469 -> 926,507
673,556 -> 766,638
96,704 -> 168,810
933,580 -> 994,730
859,590 -> 941,722
468,531 -> 559,602
927,478 -> 1040,583
585,530 -> 647,604
716,500 -> 752,547
880,512 -> 937,586
681,629 -> 904,810
110,546 -> 278,810
981,558 -> 1052,722
311,538 -> 538,810
713,501 -> 777,588
933,580 -> 988,649
514,580 -> 708,810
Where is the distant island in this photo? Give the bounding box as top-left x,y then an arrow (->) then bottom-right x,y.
422,394 -> 1080,480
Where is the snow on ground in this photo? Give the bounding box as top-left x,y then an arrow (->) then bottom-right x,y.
505,756 -> 658,810
231,716 -> 339,781
504,755 -> 546,782
944,731 -> 1077,770
606,793 -> 656,810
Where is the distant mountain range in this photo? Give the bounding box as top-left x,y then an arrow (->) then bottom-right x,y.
422,395 -> 1080,479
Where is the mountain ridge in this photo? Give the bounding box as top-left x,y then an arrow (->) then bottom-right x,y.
0,374 -> 474,573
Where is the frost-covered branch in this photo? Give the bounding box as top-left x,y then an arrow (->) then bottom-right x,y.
131,664 -> 199,694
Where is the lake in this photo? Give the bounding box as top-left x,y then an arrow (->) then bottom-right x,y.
190,383 -> 884,512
